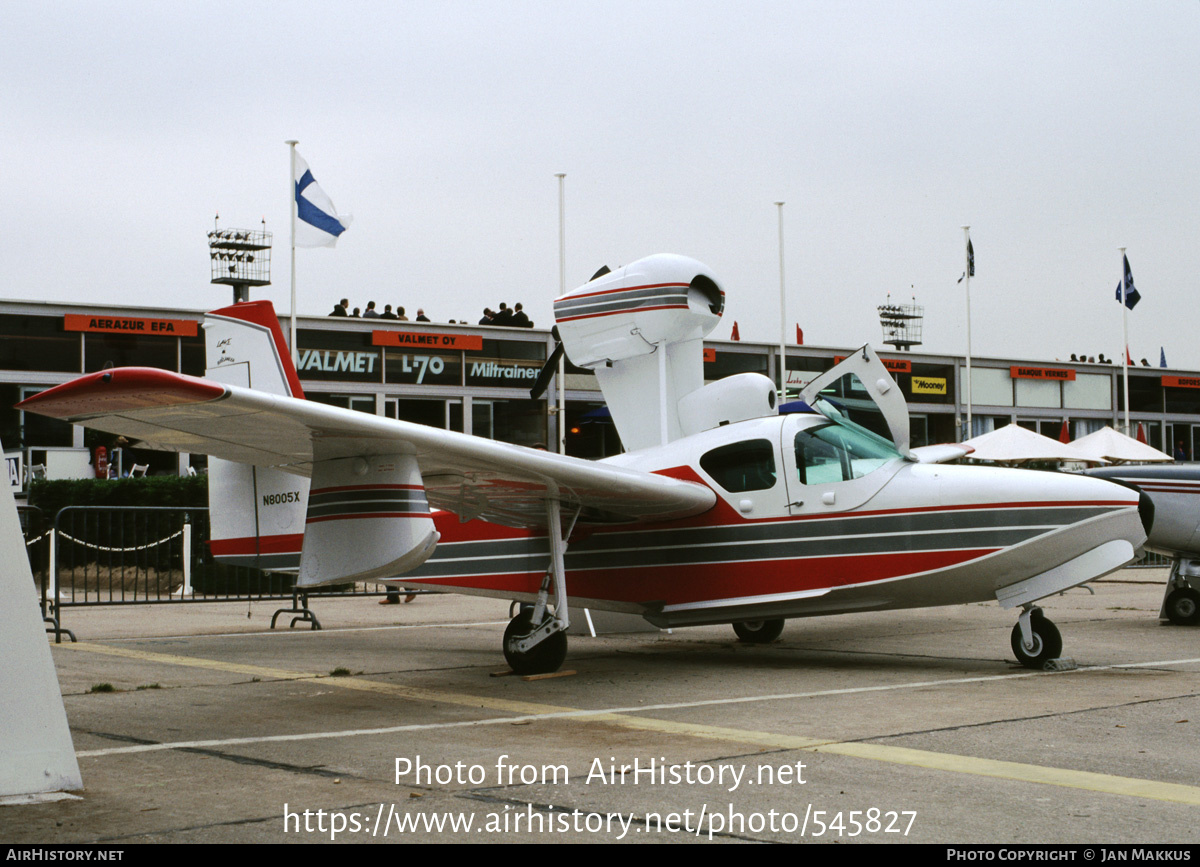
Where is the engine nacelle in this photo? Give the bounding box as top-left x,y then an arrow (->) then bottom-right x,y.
554,254 -> 726,451
553,254 -> 724,368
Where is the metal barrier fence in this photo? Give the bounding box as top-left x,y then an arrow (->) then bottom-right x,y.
28,506 -> 391,639
51,506 -> 297,605
1131,551 -> 1171,568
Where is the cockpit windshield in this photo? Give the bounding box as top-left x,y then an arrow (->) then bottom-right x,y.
809,372 -> 897,446
794,421 -> 901,485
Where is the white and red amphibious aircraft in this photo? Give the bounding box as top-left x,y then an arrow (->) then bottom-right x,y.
21,254 -> 1152,673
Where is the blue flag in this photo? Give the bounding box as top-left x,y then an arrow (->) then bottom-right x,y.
1161,347 -> 1167,368
1115,254 -> 1140,310
293,150 -> 352,248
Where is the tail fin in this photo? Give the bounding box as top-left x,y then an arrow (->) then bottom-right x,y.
203,301 -> 309,570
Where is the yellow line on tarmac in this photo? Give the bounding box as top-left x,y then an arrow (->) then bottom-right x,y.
608,715 -> 1200,807
59,641 -> 1200,806
59,641 -> 576,716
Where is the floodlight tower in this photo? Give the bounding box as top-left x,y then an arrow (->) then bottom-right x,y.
878,295 -> 924,351
208,218 -> 272,303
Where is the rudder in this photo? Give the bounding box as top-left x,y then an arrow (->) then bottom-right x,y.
203,301 -> 309,570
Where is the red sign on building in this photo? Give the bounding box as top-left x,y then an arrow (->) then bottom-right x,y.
1009,366 -> 1075,381
1163,375 -> 1200,389
372,331 -> 483,351
64,314 -> 198,337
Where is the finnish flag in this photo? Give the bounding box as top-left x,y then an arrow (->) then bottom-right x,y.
293,151 -> 352,248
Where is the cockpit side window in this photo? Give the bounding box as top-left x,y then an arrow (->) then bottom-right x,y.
794,423 -> 899,485
699,439 -> 777,492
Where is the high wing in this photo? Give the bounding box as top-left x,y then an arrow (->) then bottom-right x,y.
18,367 -> 715,528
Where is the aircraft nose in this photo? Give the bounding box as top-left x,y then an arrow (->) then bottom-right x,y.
1086,474 -> 1155,538
1137,488 -> 1156,537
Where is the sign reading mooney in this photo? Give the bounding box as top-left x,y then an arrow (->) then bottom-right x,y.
1010,366 -> 1075,381
911,376 -> 947,395
64,314 -> 199,337
372,331 -> 482,351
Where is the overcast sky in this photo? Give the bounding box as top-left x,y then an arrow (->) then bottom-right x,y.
4,1 -> 1198,367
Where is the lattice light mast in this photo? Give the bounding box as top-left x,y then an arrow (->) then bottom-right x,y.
209,218 -> 272,303
878,296 -> 924,351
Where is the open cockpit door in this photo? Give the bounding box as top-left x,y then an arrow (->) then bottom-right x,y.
798,345 -> 915,460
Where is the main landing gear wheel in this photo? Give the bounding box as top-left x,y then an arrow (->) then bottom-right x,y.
1165,587 -> 1200,626
1010,610 -> 1062,669
732,619 -> 785,644
503,609 -> 568,675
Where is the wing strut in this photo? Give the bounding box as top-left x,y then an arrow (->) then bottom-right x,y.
502,501 -> 579,674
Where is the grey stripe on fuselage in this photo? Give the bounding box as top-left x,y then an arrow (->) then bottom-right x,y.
308,489 -> 429,519
405,505 -> 1122,578
554,287 -> 688,319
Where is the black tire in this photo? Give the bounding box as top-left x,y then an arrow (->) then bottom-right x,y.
503,610 -> 568,674
1165,588 -> 1200,626
1010,611 -> 1063,669
732,618 -> 785,644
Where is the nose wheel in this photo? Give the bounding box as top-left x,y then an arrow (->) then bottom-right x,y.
1010,607 -> 1062,669
503,608 -> 568,675
732,619 -> 785,643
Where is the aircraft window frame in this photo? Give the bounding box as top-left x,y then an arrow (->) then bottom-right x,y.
699,438 -> 778,493
794,422 -> 900,486
811,373 -> 898,447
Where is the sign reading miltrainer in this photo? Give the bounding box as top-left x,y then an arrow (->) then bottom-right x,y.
373,331 -> 483,351
64,314 -> 199,336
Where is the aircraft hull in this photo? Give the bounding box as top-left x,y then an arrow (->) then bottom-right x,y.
399,465 -> 1146,628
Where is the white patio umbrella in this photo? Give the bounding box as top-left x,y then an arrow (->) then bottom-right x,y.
961,423 -> 1104,464
1069,426 -> 1172,464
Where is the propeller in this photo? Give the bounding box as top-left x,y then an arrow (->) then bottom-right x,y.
529,326 -> 566,400
528,265 -> 612,399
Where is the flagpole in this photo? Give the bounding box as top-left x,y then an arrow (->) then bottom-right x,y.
963,226 -> 972,440
1120,246 -> 1129,436
775,202 -> 786,398
286,140 -> 299,365
556,173 -> 567,455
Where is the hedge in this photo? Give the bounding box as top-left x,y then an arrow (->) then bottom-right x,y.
27,476 -> 208,520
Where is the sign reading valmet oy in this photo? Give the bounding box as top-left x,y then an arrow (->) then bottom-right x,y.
372,331 -> 483,351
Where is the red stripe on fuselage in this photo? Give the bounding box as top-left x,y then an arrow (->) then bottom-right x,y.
401,547 -> 996,606
556,304 -> 689,323
210,533 -> 304,556
557,281 -> 689,302
306,512 -> 429,524
310,484 -> 424,494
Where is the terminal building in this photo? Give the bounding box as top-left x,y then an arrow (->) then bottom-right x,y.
4,297 -> 1197,486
